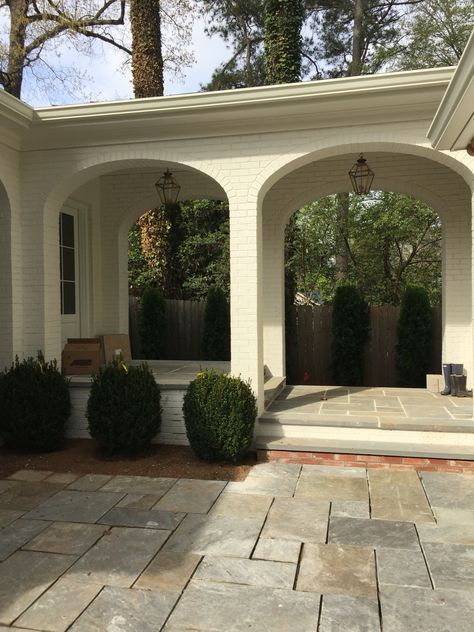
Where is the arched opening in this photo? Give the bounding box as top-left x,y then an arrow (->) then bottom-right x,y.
259,149 -> 473,436
44,159 -> 231,366
0,179 -> 13,370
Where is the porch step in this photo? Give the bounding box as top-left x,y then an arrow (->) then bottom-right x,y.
259,412 -> 474,433
254,434 -> 474,461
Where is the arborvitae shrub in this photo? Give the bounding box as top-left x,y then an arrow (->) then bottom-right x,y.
396,285 -> 433,387
139,287 -> 166,359
87,362 -> 161,455
183,370 -> 256,462
0,354 -> 70,451
202,287 -> 230,360
331,283 -> 370,385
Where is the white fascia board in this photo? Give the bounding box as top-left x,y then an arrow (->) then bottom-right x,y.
428,29 -> 474,151
0,90 -> 35,150
22,68 -> 452,151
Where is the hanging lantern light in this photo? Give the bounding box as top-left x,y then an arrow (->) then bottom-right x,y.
348,154 -> 375,195
155,169 -> 181,206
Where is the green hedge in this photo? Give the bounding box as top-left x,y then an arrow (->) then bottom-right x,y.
0,354 -> 70,451
202,287 -> 230,360
87,362 -> 161,455
183,370 -> 256,462
139,287 -> 166,359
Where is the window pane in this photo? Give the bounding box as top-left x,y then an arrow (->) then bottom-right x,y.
62,247 -> 75,281
62,281 -> 76,314
61,213 -> 74,248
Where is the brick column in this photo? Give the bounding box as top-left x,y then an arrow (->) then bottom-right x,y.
229,196 -> 264,413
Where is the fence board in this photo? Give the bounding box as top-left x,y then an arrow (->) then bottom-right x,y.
130,297 -> 441,386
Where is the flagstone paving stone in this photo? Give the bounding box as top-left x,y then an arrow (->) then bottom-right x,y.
380,585 -> 474,632
117,493 -> 163,510
376,548 -> 431,588
420,471 -> 474,510
302,464 -> 366,478
70,586 -> 179,632
329,516 -> 420,550
0,480 -> 19,494
368,469 -> 435,523
245,462 -> 301,479
225,475 -> 297,497
100,475 -> 176,497
15,577 -> 103,632
66,526 -> 170,587
8,469 -> 53,482
0,550 -> 76,625
163,513 -> 262,557
163,580 -> 321,632
432,506 -> 474,525
209,492 -> 273,520
331,500 -> 370,519
67,474 -> 112,491
194,556 -> 296,589
261,498 -> 329,543
0,481 -> 64,511
45,472 -> 79,485
24,490 -> 124,523
319,594 -> 381,631
153,479 -> 226,514
99,506 -> 185,530
134,551 -> 201,592
296,472 -> 369,502
252,538 -> 301,564
23,521 -> 107,555
422,542 -> 474,590
296,543 -> 377,598
417,522 -> 474,545
0,518 -> 51,560
0,508 -> 24,528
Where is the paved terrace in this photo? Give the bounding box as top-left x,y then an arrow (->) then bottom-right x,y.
1,464 -> 474,630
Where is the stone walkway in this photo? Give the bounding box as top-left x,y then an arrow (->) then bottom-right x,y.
1,464 -> 474,630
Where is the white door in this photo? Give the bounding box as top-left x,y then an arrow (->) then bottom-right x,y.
60,209 -> 81,346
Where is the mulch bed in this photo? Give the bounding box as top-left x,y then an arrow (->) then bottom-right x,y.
0,439 -> 256,481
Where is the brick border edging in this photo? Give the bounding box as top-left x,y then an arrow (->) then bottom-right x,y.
257,450 -> 474,473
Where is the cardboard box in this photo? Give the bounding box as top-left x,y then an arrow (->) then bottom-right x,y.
100,334 -> 132,364
62,339 -> 101,375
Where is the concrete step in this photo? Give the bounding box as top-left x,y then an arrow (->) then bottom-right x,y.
254,434 -> 474,461
259,412 -> 474,433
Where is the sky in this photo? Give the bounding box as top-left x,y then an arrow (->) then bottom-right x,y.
21,15 -> 231,107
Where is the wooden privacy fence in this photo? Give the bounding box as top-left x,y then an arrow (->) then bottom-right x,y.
286,304 -> 442,387
130,297 -> 442,387
129,297 -> 206,360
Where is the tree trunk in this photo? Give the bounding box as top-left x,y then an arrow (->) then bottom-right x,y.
349,0 -> 364,76
5,0 -> 29,98
130,0 -> 164,98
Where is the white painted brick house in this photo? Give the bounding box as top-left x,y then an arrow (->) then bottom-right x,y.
0,32 -> 473,450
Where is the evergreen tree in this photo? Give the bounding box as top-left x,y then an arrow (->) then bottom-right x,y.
331,282 -> 370,385
138,287 -> 167,359
396,286 -> 433,387
202,287 -> 231,360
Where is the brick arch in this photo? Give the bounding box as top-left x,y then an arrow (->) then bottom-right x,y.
254,140 -> 474,208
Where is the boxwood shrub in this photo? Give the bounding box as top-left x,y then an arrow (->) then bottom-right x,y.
183,370 -> 257,462
87,361 -> 161,455
0,354 -> 70,451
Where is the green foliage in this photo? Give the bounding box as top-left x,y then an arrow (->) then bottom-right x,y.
139,287 -> 166,359
264,0 -> 305,84
87,362 -> 161,455
395,286 -> 433,387
0,354 -> 70,451
331,283 -> 370,385
128,199 -> 229,300
202,287 -> 231,360
286,193 -> 442,305
183,370 -> 257,461
394,0 -> 474,70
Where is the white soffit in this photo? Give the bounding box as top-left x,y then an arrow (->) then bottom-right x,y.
428,29 -> 474,151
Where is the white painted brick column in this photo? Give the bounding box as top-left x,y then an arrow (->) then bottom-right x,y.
262,217 -> 286,377
229,196 -> 264,413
